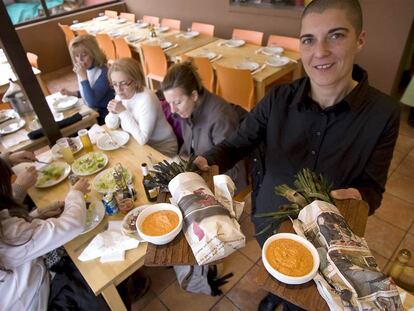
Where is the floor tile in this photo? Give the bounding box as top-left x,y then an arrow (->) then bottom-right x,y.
386,172 -> 414,204
141,266 -> 176,295
142,297 -> 168,311
226,265 -> 268,311
159,281 -> 220,311
375,193 -> 414,230
410,223 -> 414,235
399,109 -> 414,138
388,150 -> 406,176
220,250 -> 256,293
364,216 -> 406,259
395,153 -> 414,179
394,134 -> 414,156
239,216 -> 262,263
131,289 -> 157,311
211,296 -> 240,311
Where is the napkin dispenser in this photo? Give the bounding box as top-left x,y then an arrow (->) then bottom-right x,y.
2,79 -> 34,117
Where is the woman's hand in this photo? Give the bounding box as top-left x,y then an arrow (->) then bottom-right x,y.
73,62 -> 87,80
107,99 -> 126,113
9,151 -> 36,165
60,88 -> 78,97
330,188 -> 362,201
14,166 -> 38,189
72,178 -> 90,194
193,156 -> 210,171
37,201 -> 64,219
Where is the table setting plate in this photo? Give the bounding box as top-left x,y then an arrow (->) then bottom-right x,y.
126,33 -> 144,42
236,61 -> 260,71
196,50 -> 217,60
35,161 -> 71,188
89,27 -> 103,34
70,23 -> 86,31
52,96 -> 79,112
266,56 -> 290,67
115,18 -> 127,24
159,41 -> 173,49
93,166 -> 133,194
82,200 -> 106,235
97,130 -> 129,151
122,205 -> 152,241
155,26 -> 169,33
135,22 -> 149,29
72,152 -> 108,176
94,15 -> 109,22
0,118 -> 25,135
181,31 -> 199,39
0,109 -> 17,124
259,46 -> 284,56
107,30 -> 125,37
224,39 -> 245,48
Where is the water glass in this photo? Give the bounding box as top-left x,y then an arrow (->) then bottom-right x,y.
78,129 -> 93,153
56,138 -> 74,164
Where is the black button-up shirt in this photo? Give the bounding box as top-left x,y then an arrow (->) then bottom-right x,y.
204,65 -> 400,217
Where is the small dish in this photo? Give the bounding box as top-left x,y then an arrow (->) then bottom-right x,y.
0,118 -> 25,135
89,28 -> 103,34
135,22 -> 149,29
115,18 -> 127,24
82,201 -> 106,235
96,130 -> 129,151
52,96 -> 79,112
121,205 -> 151,241
159,41 -> 173,49
0,109 -> 17,124
260,46 -> 284,56
182,31 -> 199,39
266,56 -> 290,67
126,34 -> 144,42
196,50 -> 217,60
35,161 -> 71,188
94,15 -> 109,22
107,30 -> 124,37
155,26 -> 169,33
236,61 -> 260,71
224,39 -> 245,48
70,23 -> 86,30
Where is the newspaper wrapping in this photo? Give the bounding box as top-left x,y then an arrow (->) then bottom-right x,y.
169,172 -> 245,265
292,200 -> 402,310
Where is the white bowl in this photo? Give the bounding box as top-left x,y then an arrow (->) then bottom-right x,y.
136,203 -> 183,245
262,233 -> 320,285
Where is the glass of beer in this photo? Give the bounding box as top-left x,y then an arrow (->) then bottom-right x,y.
78,129 -> 93,153
56,138 -> 74,164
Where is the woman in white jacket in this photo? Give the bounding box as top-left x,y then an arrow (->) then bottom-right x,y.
0,158 -> 90,311
105,58 -> 177,157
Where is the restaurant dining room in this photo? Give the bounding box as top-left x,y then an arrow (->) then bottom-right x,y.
1,0 -> 414,310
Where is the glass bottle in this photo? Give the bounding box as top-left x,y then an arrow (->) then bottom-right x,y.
141,163 -> 158,202
388,249 -> 411,280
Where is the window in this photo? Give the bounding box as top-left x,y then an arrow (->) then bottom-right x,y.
230,0 -> 308,10
3,0 -> 117,25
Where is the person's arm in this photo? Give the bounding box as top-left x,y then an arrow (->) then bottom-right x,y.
351,105 -> 400,214
105,112 -> 120,129
80,67 -> 111,109
119,93 -> 158,145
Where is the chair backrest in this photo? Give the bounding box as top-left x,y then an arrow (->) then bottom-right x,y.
232,28 -> 264,46
119,12 -> 135,22
76,29 -> 88,36
215,63 -> 254,111
191,22 -> 215,36
105,10 -> 118,18
58,23 -> 75,47
113,37 -> 132,59
191,57 -> 215,92
141,44 -> 168,78
0,102 -> 12,110
95,33 -> 116,61
143,15 -> 160,26
161,18 -> 181,31
26,52 -> 38,68
267,35 -> 300,52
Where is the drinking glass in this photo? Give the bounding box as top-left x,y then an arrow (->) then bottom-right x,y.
78,129 -> 93,153
56,138 -> 74,164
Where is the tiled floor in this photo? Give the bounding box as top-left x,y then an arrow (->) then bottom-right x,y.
42,70 -> 414,310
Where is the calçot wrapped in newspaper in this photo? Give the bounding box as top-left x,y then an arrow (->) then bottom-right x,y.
168,172 -> 245,265
293,200 -> 402,310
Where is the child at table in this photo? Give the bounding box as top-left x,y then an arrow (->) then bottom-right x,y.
105,57 -> 177,157
0,157 -> 92,310
61,34 -> 114,124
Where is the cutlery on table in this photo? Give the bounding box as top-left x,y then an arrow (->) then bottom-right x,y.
210,54 -> 223,62
36,160 -> 51,165
252,64 -> 267,75
163,43 -> 178,52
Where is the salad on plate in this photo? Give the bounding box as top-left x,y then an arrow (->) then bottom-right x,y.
72,152 -> 108,176
93,166 -> 133,193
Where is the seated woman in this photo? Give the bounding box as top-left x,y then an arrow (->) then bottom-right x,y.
0,157 -> 91,311
105,58 -> 177,157
161,61 -> 247,192
61,34 -> 114,124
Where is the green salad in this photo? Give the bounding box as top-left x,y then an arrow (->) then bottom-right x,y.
36,164 -> 65,187
73,152 -> 107,175
94,167 -> 132,193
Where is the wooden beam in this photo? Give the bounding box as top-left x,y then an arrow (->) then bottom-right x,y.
0,2 -> 61,146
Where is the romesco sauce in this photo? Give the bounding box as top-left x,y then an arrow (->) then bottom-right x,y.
141,210 -> 179,236
266,238 -> 313,277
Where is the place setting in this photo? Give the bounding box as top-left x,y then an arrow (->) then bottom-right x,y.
135,20 -> 149,28
177,28 -> 200,39
236,59 -> 267,75
218,38 -> 246,48
126,33 -> 145,43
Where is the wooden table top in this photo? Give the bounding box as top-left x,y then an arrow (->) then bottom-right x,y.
28,138 -> 168,294
253,199 -> 369,311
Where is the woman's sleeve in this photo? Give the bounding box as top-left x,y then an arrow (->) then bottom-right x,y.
1,190 -> 87,268
80,67 -> 111,109
105,112 -> 120,129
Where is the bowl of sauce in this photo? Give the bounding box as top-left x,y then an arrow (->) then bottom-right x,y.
136,203 -> 183,245
262,233 -> 320,285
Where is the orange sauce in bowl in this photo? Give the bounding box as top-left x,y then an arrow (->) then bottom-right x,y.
266,238 -> 313,277
141,210 -> 179,236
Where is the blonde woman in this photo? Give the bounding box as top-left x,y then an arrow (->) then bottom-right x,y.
61,35 -> 114,123
105,58 -> 177,157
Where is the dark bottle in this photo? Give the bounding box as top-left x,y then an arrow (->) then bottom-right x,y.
141,163 -> 158,202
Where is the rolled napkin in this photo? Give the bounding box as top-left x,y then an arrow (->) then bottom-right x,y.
28,113 -> 82,140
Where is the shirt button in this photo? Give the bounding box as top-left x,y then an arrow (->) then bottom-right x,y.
311,150 -> 316,155
316,131 -> 321,136
253,158 -> 257,162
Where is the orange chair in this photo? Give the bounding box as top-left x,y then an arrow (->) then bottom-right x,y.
113,37 -> 132,59
95,33 -> 116,61
191,22 -> 215,36
143,15 -> 160,26
141,44 -> 168,90
26,52 -> 38,68
119,12 -> 135,22
0,102 -> 11,110
58,23 -> 75,47
26,52 -> 51,95
76,29 -> 88,36
161,18 -> 181,31
232,28 -> 264,46
192,57 -> 215,92
105,10 -> 118,18
215,63 -> 254,111
267,35 -> 300,52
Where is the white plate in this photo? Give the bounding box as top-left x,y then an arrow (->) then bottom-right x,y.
260,46 -> 284,56
115,18 -> 127,24
266,56 -> 290,67
89,28 -> 103,34
182,31 -> 199,39
155,26 -> 169,33
52,96 -> 79,112
70,23 -> 86,30
97,130 -> 130,151
196,50 -> 217,60
51,137 -> 83,158
0,118 -> 25,135
121,205 -> 151,241
93,166 -> 133,194
135,22 -> 149,29
236,61 -> 260,71
159,41 -> 173,49
95,15 -> 109,21
225,39 -> 245,48
0,109 -> 17,124
72,152 -> 108,176
107,30 -> 124,37
126,34 -> 144,42
35,161 -> 71,188
82,201 -> 105,235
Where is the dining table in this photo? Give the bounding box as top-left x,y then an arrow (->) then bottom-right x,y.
28,134 -> 168,311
